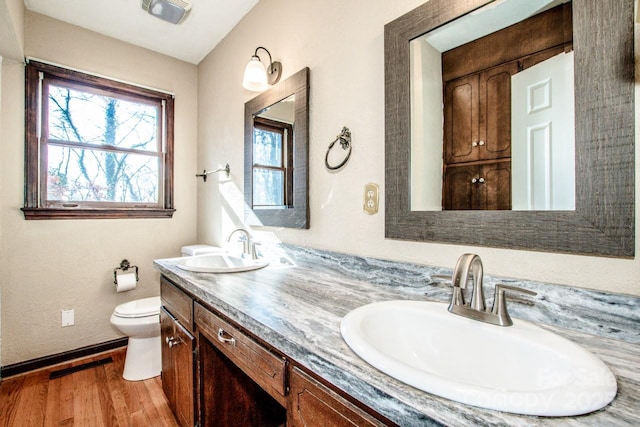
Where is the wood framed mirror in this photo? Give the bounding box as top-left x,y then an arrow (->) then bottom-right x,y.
385,0 -> 634,257
244,67 -> 310,229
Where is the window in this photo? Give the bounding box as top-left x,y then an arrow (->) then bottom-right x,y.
252,117 -> 294,208
22,61 -> 175,219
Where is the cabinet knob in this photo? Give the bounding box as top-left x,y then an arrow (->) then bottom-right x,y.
471,177 -> 486,184
471,140 -> 485,147
166,336 -> 181,348
217,328 -> 236,346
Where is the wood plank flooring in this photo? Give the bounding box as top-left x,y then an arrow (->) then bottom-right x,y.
0,348 -> 178,427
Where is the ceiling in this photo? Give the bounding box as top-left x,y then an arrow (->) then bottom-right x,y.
23,0 -> 259,64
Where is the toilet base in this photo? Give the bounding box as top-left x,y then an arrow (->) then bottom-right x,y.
123,336 -> 161,381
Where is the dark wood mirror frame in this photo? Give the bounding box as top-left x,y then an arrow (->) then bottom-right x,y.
244,67 -> 310,229
385,0 -> 634,257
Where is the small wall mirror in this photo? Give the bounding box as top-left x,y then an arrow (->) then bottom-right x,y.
244,67 -> 310,228
385,0 -> 634,257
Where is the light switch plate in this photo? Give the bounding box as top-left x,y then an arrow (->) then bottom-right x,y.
363,183 -> 379,215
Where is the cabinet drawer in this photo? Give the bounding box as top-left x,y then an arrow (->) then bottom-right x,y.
288,367 -> 389,427
194,302 -> 287,403
161,277 -> 193,329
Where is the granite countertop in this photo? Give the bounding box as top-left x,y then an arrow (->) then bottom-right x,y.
154,244 -> 640,427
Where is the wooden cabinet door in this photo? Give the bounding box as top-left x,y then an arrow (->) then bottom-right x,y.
443,165 -> 478,210
161,306 -> 196,427
444,74 -> 479,164
288,367 -> 388,427
478,61 -> 519,161
173,320 -> 195,427
443,162 -> 511,210
160,308 -> 176,414
445,62 -> 517,165
479,161 -> 511,210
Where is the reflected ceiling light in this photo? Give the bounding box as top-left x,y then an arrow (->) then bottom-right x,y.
142,0 -> 192,25
242,47 -> 282,92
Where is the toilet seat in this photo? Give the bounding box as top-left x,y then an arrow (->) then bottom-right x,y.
113,296 -> 161,318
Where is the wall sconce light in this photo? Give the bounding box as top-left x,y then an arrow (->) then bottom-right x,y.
242,47 -> 282,92
142,0 -> 192,25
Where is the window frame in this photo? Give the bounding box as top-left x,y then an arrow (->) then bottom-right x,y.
22,61 -> 175,219
252,116 -> 294,208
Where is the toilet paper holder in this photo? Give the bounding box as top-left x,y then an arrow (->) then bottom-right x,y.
113,259 -> 139,285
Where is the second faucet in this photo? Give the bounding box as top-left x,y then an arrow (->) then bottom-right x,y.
227,228 -> 258,260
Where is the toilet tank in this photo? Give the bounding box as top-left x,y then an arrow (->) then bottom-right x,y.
181,244 -> 222,257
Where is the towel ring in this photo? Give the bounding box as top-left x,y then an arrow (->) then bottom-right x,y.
325,127 -> 352,170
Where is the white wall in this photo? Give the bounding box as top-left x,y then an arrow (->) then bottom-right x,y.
197,0 -> 640,297
0,12 -> 199,366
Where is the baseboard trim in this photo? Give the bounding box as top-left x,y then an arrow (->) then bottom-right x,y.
49,356 -> 114,379
0,337 -> 128,379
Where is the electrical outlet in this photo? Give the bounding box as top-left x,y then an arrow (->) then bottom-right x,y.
363,183 -> 379,215
61,309 -> 74,327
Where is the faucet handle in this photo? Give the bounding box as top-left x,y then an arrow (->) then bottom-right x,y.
491,284 -> 537,326
250,242 -> 260,260
494,284 -> 537,296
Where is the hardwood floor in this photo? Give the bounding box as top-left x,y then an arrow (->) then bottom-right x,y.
0,348 -> 178,427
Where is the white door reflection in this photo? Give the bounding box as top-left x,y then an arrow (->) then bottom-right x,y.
511,51 -> 575,210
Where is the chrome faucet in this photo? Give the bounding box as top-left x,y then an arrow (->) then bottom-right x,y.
448,253 -> 536,326
226,228 -> 258,259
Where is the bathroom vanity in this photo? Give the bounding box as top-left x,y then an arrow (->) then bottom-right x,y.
154,245 -> 640,426
159,274 -> 384,427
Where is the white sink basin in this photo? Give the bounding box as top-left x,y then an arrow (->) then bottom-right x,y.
341,300 -> 616,416
176,254 -> 268,273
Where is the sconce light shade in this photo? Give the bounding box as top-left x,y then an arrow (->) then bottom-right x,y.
142,0 -> 192,25
243,56 -> 269,92
242,47 -> 282,92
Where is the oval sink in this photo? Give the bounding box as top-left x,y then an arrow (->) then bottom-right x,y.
341,300 -> 616,416
176,254 -> 268,273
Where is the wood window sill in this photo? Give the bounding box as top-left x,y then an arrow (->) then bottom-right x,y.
21,207 -> 176,220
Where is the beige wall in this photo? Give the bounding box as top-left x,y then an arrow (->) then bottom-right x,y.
0,0 -> 25,370
0,0 -> 24,60
411,39 -> 443,211
0,56 -> 4,370
197,0 -> 640,297
0,12 -> 199,365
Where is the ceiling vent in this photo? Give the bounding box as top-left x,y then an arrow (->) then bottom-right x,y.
142,0 -> 192,24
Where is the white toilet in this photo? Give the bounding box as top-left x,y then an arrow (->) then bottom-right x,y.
110,296 -> 161,381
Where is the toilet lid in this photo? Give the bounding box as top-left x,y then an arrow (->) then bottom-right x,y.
114,296 -> 161,318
